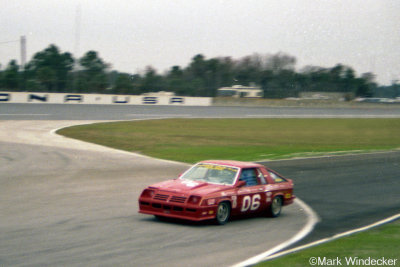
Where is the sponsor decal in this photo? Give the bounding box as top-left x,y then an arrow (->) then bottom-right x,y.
197,163 -> 238,173
231,196 -> 237,208
266,192 -> 272,202
181,180 -> 199,187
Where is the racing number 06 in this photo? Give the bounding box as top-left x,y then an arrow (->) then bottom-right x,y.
241,194 -> 261,212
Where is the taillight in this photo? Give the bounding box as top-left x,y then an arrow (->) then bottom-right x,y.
141,189 -> 155,198
188,195 -> 201,205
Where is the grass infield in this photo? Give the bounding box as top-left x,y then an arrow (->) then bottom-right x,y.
57,118 -> 400,163
257,219 -> 400,267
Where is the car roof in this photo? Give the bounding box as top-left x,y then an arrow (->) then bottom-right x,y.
199,160 -> 264,169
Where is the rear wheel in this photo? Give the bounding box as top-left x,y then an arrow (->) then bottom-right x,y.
269,196 -> 283,217
215,202 -> 231,225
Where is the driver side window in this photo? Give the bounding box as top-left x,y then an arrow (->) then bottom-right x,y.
239,168 -> 258,186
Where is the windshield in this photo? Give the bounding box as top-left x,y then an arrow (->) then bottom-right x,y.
180,163 -> 239,185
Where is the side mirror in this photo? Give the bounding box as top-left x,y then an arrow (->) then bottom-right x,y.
237,180 -> 246,187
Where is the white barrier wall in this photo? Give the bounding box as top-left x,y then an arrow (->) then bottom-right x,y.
0,92 -> 212,106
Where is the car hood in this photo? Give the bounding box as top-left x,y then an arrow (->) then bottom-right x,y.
150,179 -> 232,195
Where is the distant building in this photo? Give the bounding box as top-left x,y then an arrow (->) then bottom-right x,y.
217,85 -> 263,98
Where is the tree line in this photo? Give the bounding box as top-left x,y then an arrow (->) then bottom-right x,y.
1,44 -> 398,98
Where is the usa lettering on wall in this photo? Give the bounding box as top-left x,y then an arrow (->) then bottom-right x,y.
0,92 -> 212,106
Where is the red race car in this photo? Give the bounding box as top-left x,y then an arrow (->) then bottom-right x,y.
138,160 -> 295,225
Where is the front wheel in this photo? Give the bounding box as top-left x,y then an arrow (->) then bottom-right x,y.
268,196 -> 283,217
215,202 -> 231,225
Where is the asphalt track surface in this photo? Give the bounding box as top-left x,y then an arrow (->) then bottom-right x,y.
1,104 -> 399,266
2,103 -> 400,120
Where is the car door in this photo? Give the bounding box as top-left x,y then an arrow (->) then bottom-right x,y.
235,168 -> 267,215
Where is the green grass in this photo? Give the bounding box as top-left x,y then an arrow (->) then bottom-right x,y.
257,219 -> 400,267
57,118 -> 400,163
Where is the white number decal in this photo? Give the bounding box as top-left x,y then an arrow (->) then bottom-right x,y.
241,194 -> 261,212
241,196 -> 251,212
251,194 -> 261,210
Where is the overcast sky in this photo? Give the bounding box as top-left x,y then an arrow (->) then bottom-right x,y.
1,0 -> 399,85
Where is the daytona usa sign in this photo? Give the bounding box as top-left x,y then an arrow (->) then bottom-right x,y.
0,92 -> 212,106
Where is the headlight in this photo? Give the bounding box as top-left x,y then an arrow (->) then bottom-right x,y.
188,195 -> 201,205
141,189 -> 155,198
207,198 -> 216,205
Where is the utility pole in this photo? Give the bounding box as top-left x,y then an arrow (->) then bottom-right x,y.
20,36 -> 27,90
73,4 -> 81,92
20,36 -> 26,70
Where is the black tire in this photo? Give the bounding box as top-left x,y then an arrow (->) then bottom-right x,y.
269,196 -> 283,217
215,202 -> 231,225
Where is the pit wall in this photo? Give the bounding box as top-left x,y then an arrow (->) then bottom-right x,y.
0,92 -> 212,106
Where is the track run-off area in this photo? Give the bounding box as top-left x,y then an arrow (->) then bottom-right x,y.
1,103 -> 399,266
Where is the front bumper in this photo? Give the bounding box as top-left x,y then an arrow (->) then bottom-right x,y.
139,198 -> 217,221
